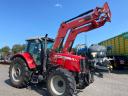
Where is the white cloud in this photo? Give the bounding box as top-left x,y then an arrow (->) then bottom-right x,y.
54,3 -> 62,8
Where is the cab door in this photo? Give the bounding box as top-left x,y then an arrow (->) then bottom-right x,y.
27,40 -> 42,66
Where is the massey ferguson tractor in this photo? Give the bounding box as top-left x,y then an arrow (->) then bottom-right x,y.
9,2 -> 111,96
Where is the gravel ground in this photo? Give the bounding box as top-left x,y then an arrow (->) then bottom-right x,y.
0,64 -> 128,96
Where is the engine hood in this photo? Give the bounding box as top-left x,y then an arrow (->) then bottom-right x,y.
51,53 -> 87,72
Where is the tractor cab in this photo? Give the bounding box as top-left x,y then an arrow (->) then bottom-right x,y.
25,36 -> 54,66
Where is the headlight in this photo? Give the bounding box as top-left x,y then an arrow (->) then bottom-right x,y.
91,52 -> 97,58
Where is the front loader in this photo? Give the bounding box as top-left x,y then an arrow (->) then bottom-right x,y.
9,2 -> 111,96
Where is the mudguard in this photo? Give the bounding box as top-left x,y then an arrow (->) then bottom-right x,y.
11,52 -> 37,69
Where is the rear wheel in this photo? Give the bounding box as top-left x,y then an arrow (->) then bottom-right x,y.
47,68 -> 76,96
9,57 -> 32,88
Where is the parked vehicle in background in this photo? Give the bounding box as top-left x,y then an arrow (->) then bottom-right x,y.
99,32 -> 128,69
76,44 -> 113,74
0,54 -> 11,64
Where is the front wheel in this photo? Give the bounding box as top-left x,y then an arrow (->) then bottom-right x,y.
47,68 -> 76,96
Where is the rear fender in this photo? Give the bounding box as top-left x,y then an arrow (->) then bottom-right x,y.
11,52 -> 37,69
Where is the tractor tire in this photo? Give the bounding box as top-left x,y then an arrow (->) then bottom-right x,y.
9,57 -> 31,88
76,70 -> 94,89
47,68 -> 76,96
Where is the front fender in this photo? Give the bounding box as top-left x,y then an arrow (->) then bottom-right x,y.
11,52 -> 37,69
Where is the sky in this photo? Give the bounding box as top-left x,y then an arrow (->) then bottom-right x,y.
0,0 -> 128,48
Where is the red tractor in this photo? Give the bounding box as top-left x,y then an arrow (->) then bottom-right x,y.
9,2 -> 111,96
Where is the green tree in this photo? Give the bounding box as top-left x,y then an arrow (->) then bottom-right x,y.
12,44 -> 25,54
1,46 -> 10,57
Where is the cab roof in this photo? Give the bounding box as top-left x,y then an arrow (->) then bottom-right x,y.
26,36 -> 54,42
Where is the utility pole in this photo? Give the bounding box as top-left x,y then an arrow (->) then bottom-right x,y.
84,34 -> 87,46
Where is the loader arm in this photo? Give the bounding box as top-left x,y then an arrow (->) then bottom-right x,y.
52,2 -> 111,53
63,15 -> 109,52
